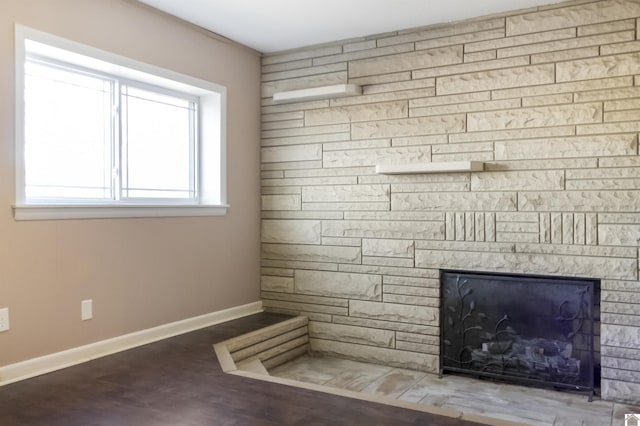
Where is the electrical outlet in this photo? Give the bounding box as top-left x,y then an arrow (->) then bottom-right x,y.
81,300 -> 92,321
0,308 -> 9,332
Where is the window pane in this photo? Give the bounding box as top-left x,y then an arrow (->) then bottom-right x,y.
122,86 -> 194,199
24,61 -> 112,199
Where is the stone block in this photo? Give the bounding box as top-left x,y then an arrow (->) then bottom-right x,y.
262,259 -> 338,272
495,134 -> 636,160
415,249 -> 637,280
531,46 -> 600,65
363,78 -> 435,95
262,62 -> 347,82
391,182 -> 470,193
304,101 -> 408,126
557,52 -> 640,82
351,114 -> 465,139
451,125 -> 576,143
464,50 -> 497,62
262,243 -> 361,264
261,195 -> 301,211
262,145 -> 322,163
262,176 -> 357,187
310,339 -> 438,373
413,56 -> 530,80
349,300 -> 438,326
349,45 -> 462,78
468,102 -> 602,132
519,191 -> 640,213
262,59 -> 312,74
437,64 -> 554,96
262,211 -> 342,220
333,315 -> 438,336
416,28 -> 504,51
308,321 -> 394,348
262,299 -> 347,316
601,379 -> 640,405
261,267 -> 294,277
599,224 -> 640,246
362,238 -> 414,258
261,160 -> 323,171
302,202 -> 389,211
383,275 -> 439,288
261,275 -> 294,293
262,45 -> 342,66
410,99 -> 519,118
391,192 -> 517,211
261,220 -> 321,244
396,332 -> 439,346
601,324 -> 640,348
295,269 -> 381,301
601,40 -> 640,55
499,31 -> 633,59
506,0 -> 640,36
313,43 -> 414,67
322,219 -> 443,240
384,285 -> 438,298
261,291 -> 349,308
262,132 -> 350,147
323,146 -> 431,168
262,123 -> 349,140
321,236 -> 361,247
392,135 -> 448,147
578,18 -> 636,36
493,76 -> 632,101
471,170 -> 564,191
302,185 -> 390,203
396,341 -> 439,355
410,91 -> 490,108
466,27 -> 575,53
522,93 -> 574,108
363,256 -> 414,268
330,87 -> 436,108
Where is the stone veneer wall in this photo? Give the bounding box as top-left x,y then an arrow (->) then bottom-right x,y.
259,0 -> 640,404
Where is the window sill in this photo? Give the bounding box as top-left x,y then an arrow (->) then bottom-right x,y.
13,203 -> 229,221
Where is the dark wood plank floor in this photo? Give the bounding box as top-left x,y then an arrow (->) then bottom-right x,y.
0,312 -> 480,425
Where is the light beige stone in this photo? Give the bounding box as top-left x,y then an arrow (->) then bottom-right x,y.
310,339 -> 438,373
601,40 -> 640,55
262,59 -> 312,74
302,185 -> 390,203
261,292 -> 350,308
522,93 -> 574,107
519,191 -> 640,213
261,111 -> 304,123
262,299 -> 347,316
302,202 -> 389,211
313,43 -> 415,67
261,267 -> 294,277
309,321 -> 394,348
413,56 -> 530,80
343,39 -> 376,53
285,166 -> 374,177
415,240 -> 515,253
578,18 -> 636,36
574,84 -> 640,103
383,275 -> 439,288
261,170 -> 284,179
351,114 -> 465,139
362,238 -> 414,258
321,237 -> 361,247
261,160 -> 323,171
363,78 -> 435,95
410,99 -> 519,118
493,76 -> 632,100
516,242 -> 636,258
384,285 -> 438,298
496,221 -> 539,233
350,300 -> 438,326
599,213 -> 640,224
577,122 -> 640,135
261,220 -> 321,244
464,50 -> 497,62
437,64 -> 554,96
261,211 -> 342,220
262,133 -> 351,147
599,224 -> 640,246
396,341 -> 439,355
262,144 -> 322,163
295,270 -> 381,301
506,0 -> 640,36
415,28 -> 504,51
601,324 -> 640,348
344,211 -> 445,221
261,195 -> 301,211
392,135 -> 448,147
391,192 -> 517,211
262,123 -> 350,140
499,30 -> 634,59
415,249 -> 637,280
531,46 -> 600,65
557,52 -> 640,82
262,243 -> 361,263
495,134 -> 637,160
410,91 -> 490,108
471,170 -> 564,191
349,45 -> 462,78
262,259 -> 338,272
363,256 -> 414,268
330,88 -> 436,108
262,45 -> 343,66
305,101 -> 407,126
333,315 -> 438,336
262,99 -> 329,115
339,264 -> 436,279
450,125 -> 575,143
391,182 -> 470,193
466,27 -> 575,53
323,146 -> 431,168
261,119 -> 304,131
262,186 -> 301,195
261,275 -> 294,293
262,62 -> 347,82
322,220 -> 443,240
349,72 -> 412,87
469,102 -> 602,132
602,379 -> 640,405
262,176 -> 357,187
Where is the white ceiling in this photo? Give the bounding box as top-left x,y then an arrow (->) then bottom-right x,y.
137,0 -> 565,53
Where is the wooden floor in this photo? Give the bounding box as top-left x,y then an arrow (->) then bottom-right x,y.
270,354 -> 638,426
0,313 -> 480,426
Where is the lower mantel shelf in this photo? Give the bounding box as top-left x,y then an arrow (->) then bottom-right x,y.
375,161 -> 484,175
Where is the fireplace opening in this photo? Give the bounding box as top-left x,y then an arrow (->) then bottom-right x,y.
440,270 -> 599,399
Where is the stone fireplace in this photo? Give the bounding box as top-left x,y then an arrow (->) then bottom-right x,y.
260,0 -> 640,405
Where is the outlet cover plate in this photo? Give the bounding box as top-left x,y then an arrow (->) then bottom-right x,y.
0,307 -> 9,332
81,300 -> 92,321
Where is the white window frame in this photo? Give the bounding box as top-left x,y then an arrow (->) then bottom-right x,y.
14,25 -> 228,220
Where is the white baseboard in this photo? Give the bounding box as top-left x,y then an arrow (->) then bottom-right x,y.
0,301 -> 263,386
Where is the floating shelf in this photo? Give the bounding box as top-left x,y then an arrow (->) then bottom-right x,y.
375,161 -> 484,175
272,84 -> 362,104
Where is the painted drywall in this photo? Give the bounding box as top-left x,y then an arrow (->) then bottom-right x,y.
0,0 -> 261,366
260,0 -> 640,404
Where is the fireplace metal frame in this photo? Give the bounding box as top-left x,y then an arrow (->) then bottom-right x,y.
439,269 -> 597,400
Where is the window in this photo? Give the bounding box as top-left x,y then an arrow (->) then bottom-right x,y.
14,26 -> 227,220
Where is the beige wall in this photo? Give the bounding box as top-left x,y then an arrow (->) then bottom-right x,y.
260,0 -> 640,404
0,0 -> 261,365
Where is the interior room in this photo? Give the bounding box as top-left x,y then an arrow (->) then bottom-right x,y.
1,0 -> 640,424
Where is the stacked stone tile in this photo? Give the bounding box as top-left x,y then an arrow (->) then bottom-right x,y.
260,0 -> 640,404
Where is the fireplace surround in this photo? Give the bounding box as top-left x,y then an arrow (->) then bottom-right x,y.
440,270 -> 598,398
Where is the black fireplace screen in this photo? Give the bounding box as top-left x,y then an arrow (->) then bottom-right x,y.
440,270 -> 596,397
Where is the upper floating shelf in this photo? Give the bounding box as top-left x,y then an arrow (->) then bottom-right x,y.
272,84 -> 362,104
376,161 -> 484,175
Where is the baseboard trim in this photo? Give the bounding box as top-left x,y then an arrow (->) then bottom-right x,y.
0,301 -> 263,386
